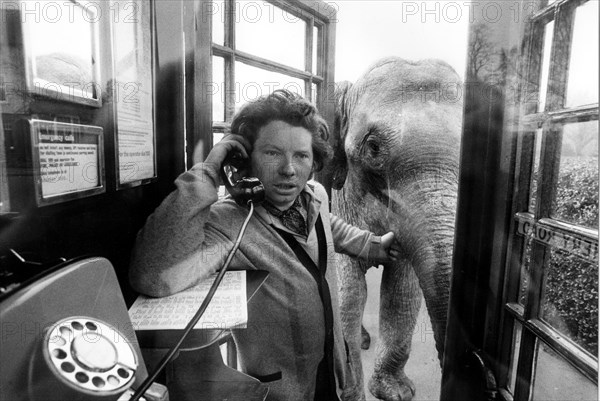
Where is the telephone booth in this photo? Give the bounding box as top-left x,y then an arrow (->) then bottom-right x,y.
0,0 -> 597,400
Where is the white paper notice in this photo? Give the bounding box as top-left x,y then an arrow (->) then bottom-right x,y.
113,0 -> 156,184
129,271 -> 247,331
40,143 -> 99,197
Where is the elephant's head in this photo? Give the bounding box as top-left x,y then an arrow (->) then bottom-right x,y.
330,57 -> 463,251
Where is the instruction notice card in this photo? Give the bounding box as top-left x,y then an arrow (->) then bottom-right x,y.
129,271 -> 247,330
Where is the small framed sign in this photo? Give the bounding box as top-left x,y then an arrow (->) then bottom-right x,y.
21,0 -> 102,107
30,119 -> 105,206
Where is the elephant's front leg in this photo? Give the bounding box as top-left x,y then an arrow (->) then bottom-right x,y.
369,261 -> 421,401
337,252 -> 368,401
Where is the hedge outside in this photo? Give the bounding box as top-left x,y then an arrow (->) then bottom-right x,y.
542,156 -> 598,356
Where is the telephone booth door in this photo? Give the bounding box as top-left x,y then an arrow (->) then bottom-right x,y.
441,1 -> 598,400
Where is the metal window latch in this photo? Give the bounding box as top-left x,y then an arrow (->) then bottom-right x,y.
467,350 -> 498,401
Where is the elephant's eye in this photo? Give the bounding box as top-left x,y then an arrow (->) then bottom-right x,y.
360,128 -> 387,163
367,140 -> 380,154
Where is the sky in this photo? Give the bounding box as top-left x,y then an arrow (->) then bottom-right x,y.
334,1 -> 470,83
333,0 -> 597,108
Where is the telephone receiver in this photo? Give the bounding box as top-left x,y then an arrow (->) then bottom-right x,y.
220,151 -> 265,206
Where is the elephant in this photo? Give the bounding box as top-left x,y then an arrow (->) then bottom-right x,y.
329,57 -> 463,401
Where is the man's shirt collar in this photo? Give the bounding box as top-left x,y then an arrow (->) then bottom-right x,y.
256,182 -> 322,240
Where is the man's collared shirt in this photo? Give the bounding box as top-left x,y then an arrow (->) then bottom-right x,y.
255,184 -> 322,265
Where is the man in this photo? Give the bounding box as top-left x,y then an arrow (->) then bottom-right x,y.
129,90 -> 399,400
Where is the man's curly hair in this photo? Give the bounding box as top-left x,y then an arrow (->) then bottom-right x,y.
230,89 -> 333,172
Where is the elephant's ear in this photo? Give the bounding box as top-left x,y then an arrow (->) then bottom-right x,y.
330,81 -> 352,190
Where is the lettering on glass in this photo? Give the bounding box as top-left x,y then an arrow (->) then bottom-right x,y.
517,217 -> 599,263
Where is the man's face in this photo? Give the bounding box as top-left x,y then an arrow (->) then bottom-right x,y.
251,120 -> 314,210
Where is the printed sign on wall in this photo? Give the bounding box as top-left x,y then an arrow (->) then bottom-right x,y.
31,119 -> 105,205
112,0 -> 156,187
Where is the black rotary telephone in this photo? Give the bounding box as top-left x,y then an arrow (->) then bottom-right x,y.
220,151 -> 265,206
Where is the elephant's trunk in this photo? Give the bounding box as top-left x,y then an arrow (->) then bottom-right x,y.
376,176 -> 457,361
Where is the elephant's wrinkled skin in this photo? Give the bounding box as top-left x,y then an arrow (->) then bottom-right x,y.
330,57 -> 463,401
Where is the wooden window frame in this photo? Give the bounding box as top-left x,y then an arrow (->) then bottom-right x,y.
498,1 -> 599,400
442,1 -> 597,399
191,0 -> 337,169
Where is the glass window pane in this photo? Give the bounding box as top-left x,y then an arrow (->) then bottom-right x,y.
542,247 -> 598,355
519,237 -> 533,306
213,131 -> 225,146
212,56 -> 225,122
551,121 -> 599,229
26,0 -> 96,100
528,128 -> 543,213
234,62 -> 305,112
236,3 -> 305,69
538,20 -> 554,112
0,75 -> 6,101
565,1 -> 599,108
312,26 -> 319,74
214,132 -> 227,198
532,342 -> 598,400
211,0 -> 225,45
508,321 -> 523,393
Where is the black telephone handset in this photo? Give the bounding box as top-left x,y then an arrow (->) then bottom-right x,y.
220,151 -> 265,206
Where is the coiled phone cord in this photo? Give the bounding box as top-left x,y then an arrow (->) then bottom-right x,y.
129,201 -> 256,401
